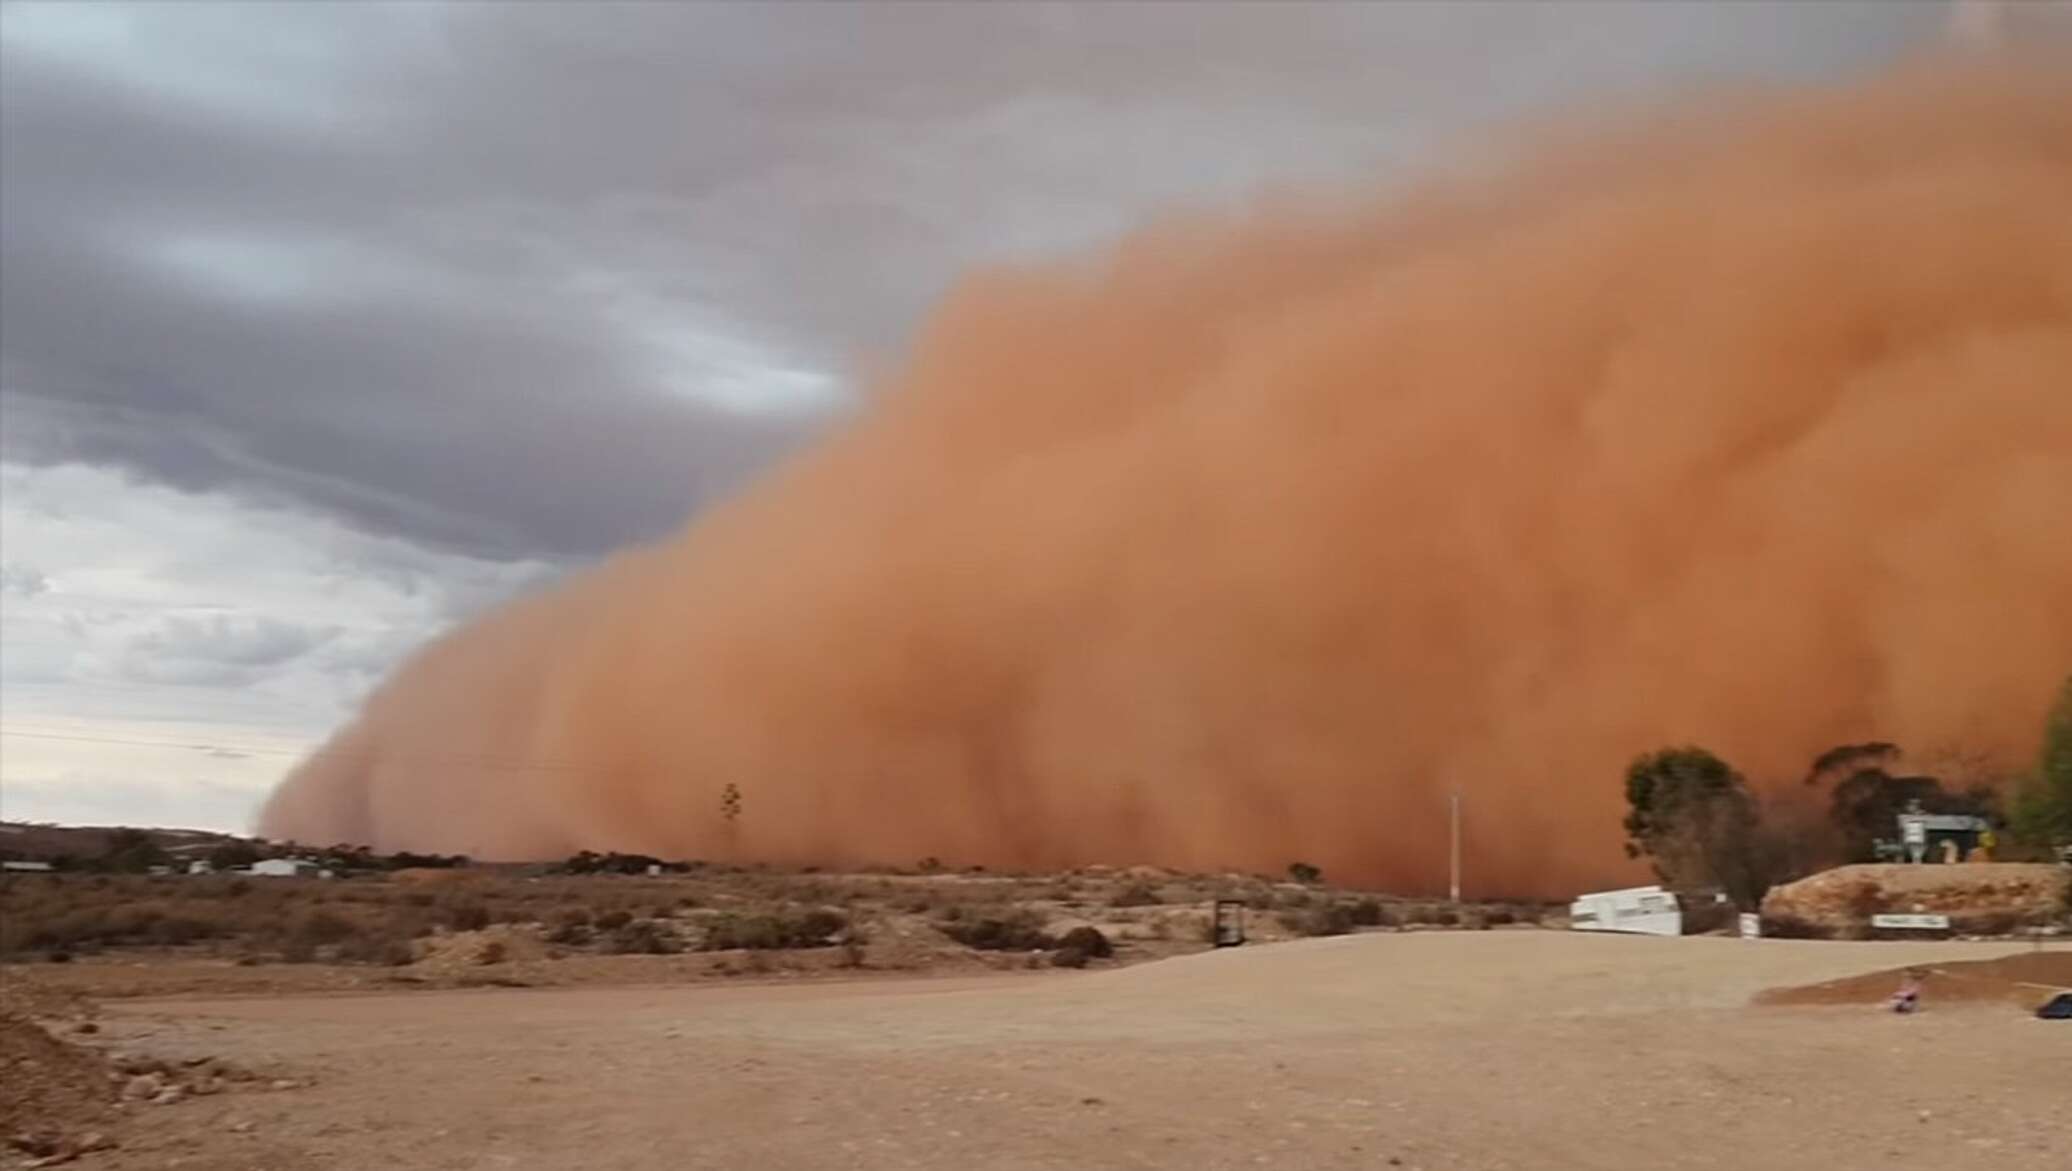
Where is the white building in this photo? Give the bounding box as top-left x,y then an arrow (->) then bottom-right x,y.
2,859 -> 54,873
249,858 -> 319,878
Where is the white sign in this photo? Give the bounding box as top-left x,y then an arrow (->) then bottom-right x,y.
1870,913 -> 1950,930
1739,913 -> 1761,939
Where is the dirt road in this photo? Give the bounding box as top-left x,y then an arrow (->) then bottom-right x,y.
85,933 -> 2070,1171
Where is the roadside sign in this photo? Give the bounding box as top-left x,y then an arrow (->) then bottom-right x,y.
1870,913 -> 1950,930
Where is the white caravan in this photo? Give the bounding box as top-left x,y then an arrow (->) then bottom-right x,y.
1568,884 -> 1683,937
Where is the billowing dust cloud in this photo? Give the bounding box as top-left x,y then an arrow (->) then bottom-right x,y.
261,59 -> 2072,895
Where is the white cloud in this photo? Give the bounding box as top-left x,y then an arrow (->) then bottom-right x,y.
0,461 -> 557,830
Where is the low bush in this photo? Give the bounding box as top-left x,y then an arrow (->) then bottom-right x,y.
545,921 -> 592,946
1109,882 -> 1162,908
333,933 -> 416,966
443,901 -> 492,932
1404,904 -> 1459,927
1053,925 -> 1113,959
1346,898 -> 1390,928
1277,903 -> 1355,938
699,909 -> 845,951
607,919 -> 680,955
939,910 -> 1053,952
294,909 -> 355,946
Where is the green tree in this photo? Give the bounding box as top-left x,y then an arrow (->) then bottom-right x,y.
1622,746 -> 1775,907
2010,674 -> 2072,847
99,828 -> 169,873
1805,742 -> 1998,862
207,840 -> 261,871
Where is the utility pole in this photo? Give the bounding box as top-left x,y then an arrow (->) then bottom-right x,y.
1448,787 -> 1462,904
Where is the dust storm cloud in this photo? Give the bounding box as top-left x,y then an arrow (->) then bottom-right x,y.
260,59 -> 2072,895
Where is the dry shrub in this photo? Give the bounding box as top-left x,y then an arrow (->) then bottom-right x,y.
1053,925 -> 1113,958
1109,882 -> 1162,908
699,909 -> 844,951
546,920 -> 592,946
606,919 -> 680,955
294,909 -> 355,946
1346,898 -> 1390,927
939,910 -> 1052,952
1277,904 -> 1355,937
1406,904 -> 1459,927
442,901 -> 492,932
333,933 -> 416,966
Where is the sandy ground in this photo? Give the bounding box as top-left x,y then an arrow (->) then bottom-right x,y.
71,932 -> 2072,1171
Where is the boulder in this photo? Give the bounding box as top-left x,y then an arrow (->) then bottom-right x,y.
1760,863 -> 2066,938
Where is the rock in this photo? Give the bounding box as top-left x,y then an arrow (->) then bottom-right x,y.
123,1073 -> 165,1100
152,1085 -> 186,1106
76,1133 -> 113,1153
7,1132 -> 62,1157
226,1120 -> 255,1135
190,1076 -> 222,1096
270,1078 -> 300,1091
71,1022 -> 99,1036
1760,863 -> 2063,937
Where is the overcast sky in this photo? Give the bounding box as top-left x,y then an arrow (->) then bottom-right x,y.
0,1 -> 1941,833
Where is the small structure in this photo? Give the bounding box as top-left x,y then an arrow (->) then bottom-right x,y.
1,859 -> 54,873
1896,805 -> 1990,864
1569,884 -> 1682,937
1210,900 -> 1246,947
249,857 -> 319,878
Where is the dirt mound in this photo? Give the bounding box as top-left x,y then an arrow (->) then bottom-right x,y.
0,1011 -> 114,1153
1757,950 -> 2072,1010
1759,864 -> 2067,938
410,924 -> 549,975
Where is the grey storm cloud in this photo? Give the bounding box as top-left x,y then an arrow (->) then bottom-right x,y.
0,1 -> 1934,563
117,614 -> 339,688
0,562 -> 50,597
